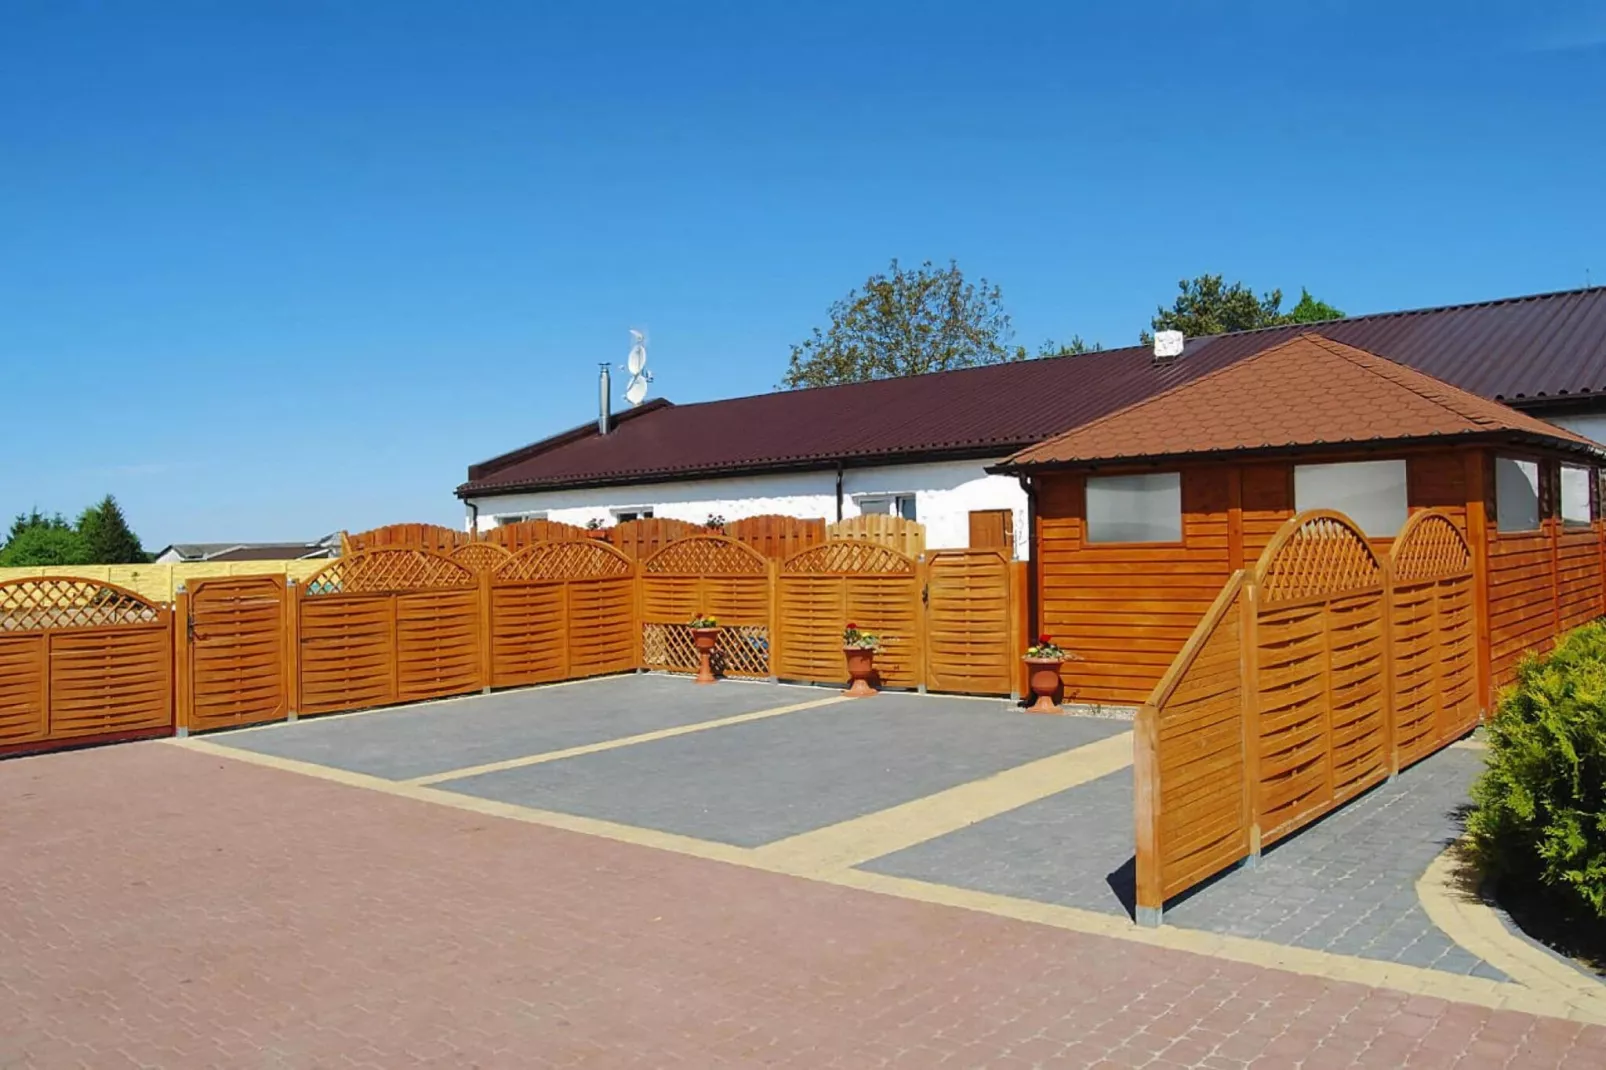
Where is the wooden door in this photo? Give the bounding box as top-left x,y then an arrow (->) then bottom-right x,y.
968,509 -> 1014,554
186,575 -> 287,731
924,549 -> 1014,695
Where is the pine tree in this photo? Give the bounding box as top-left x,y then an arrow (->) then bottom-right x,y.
76,495 -> 147,564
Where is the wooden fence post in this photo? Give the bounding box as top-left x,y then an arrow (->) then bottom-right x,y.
1464,451 -> 1493,716
1238,577 -> 1262,865
478,570 -> 494,693
1133,701 -> 1163,926
767,558 -> 780,683
285,578 -> 300,721
173,585 -> 191,737
1009,559 -> 1027,702
1380,558 -> 1399,779
915,554 -> 930,694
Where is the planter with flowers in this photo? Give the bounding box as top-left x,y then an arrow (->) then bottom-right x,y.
1023,634 -> 1079,714
689,614 -> 720,684
841,622 -> 881,698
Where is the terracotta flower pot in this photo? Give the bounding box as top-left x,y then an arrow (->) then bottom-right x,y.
692,627 -> 720,685
843,647 -> 878,698
1024,657 -> 1064,714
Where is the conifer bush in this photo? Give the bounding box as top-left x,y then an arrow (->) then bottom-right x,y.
1468,622 -> 1606,919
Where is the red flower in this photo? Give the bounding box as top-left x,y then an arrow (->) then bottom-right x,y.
846,621 -> 858,629
1038,633 -> 1053,644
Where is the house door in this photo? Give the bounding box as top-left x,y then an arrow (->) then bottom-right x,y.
968,509 -> 1015,554
181,576 -> 287,732
923,549 -> 1016,696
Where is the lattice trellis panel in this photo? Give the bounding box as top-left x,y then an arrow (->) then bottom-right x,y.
1390,511 -> 1471,582
783,539 -> 915,576
643,535 -> 767,576
643,623 -> 770,678
304,550 -> 475,596
1254,512 -> 1382,604
0,578 -> 161,632
448,541 -> 514,574
495,540 -> 633,583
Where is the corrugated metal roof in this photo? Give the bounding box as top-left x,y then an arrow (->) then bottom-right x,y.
460,286 -> 1606,496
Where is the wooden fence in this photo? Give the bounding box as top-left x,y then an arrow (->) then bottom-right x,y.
0,560 -> 331,603
724,514 -> 826,559
1134,509 -> 1480,925
775,540 -> 925,689
641,535 -> 773,677
342,523 -> 468,555
826,515 -> 926,557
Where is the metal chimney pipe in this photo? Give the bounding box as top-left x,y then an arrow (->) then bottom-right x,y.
598,363 -> 611,435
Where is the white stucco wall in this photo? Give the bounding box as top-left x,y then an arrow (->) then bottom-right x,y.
1548,413 -> 1606,446
464,458 -> 1029,558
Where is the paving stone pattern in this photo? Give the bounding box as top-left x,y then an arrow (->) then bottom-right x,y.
212,673 -> 813,780
867,746 -> 1501,977
439,692 -> 1128,846
5,741 -> 1604,1068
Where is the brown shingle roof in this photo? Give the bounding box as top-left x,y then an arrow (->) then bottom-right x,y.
999,334 -> 1605,469
460,286 -> 1606,496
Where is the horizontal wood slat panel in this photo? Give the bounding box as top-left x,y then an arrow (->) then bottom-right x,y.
48,626 -> 171,738
187,576 -> 286,732
0,634 -> 46,745
925,550 -> 1013,695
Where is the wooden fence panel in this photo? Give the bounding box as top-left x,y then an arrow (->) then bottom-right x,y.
184,576 -> 287,732
396,589 -> 482,702
448,541 -> 514,574
776,540 -> 922,688
483,518 -> 592,552
1390,511 -> 1479,767
924,549 -> 1014,695
825,515 -> 926,557
342,523 -> 468,554
725,515 -> 826,559
0,578 -> 173,755
491,541 -> 636,687
607,517 -> 701,559
296,596 -> 394,715
641,535 -> 771,678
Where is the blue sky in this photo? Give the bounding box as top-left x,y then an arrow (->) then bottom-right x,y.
3,1 -> 1603,548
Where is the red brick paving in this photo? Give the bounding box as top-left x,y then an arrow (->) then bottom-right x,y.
2,742 -> 1604,1069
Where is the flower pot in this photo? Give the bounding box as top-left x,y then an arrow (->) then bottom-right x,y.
1023,657 -> 1064,714
843,647 -> 878,698
692,627 -> 720,685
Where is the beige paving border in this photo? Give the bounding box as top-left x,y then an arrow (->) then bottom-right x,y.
1450,738 -> 1489,752
1418,842 -> 1606,1018
751,732 -> 1132,873
169,735 -> 1606,1027
406,695 -> 848,785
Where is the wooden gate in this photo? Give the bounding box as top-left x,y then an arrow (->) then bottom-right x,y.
924,549 -> 1017,695
641,535 -> 772,677
776,540 -> 923,688
1389,511 -> 1478,766
178,575 -> 287,733
296,550 -> 482,716
0,577 -> 173,754
490,540 -> 635,687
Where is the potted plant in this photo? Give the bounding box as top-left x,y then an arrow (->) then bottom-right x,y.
689,614 -> 720,684
1023,634 -> 1077,714
842,622 -> 881,698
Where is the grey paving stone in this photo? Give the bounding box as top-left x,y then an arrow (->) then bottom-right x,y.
436,692 -> 1128,847
207,674 -> 822,780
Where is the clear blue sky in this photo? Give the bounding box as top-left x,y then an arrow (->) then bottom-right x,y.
3,1 -> 1603,548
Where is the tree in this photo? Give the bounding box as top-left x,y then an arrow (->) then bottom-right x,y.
0,522 -> 88,567
1038,336 -> 1103,357
781,259 -> 1027,389
7,508 -> 72,545
76,495 -> 146,564
1142,274 -> 1344,342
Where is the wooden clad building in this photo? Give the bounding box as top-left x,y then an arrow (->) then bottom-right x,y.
994,334 -> 1606,709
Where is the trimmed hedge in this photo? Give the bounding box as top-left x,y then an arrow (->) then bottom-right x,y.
1468,622 -> 1606,919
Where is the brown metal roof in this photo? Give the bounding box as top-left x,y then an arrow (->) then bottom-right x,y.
1000,334 -> 1605,469
460,286 -> 1606,496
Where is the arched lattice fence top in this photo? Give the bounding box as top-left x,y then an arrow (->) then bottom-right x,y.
303,549 -> 476,595
0,577 -> 163,631
642,534 -> 767,576
495,539 -> 634,583
1252,510 -> 1381,604
782,538 -> 915,576
447,541 -> 514,574
1390,509 -> 1472,582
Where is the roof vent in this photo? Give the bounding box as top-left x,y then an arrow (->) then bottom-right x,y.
1153,330 -> 1184,364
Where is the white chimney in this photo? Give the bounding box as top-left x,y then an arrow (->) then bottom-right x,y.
1153,330 -> 1185,364
597,363 -> 612,435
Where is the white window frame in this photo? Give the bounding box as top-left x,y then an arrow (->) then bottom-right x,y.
856,494 -> 917,521
493,511 -> 548,527
1495,457 -> 1542,533
1292,459 -> 1409,538
1560,464 -> 1594,528
611,506 -> 655,522
1085,471 -> 1183,545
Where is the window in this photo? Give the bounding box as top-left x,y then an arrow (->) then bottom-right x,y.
857,494 -> 917,521
493,512 -> 547,527
1293,459 -> 1408,537
1495,457 -> 1540,532
612,507 -> 654,522
1561,465 -> 1593,528
1086,472 -> 1182,544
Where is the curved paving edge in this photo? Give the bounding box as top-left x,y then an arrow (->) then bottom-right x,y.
1417,841 -> 1606,1020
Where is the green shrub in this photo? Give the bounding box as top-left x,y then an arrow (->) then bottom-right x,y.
1468,622 -> 1606,919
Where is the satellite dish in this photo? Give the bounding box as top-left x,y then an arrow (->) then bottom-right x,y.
623,328 -> 653,407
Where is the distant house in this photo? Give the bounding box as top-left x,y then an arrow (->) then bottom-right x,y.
152,536 -> 340,564
458,286 -> 1606,558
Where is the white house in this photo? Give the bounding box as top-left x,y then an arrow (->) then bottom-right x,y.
458,287 -> 1606,558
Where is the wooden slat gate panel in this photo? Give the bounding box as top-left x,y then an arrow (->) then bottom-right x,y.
776,540 -> 922,689
0,577 -> 173,755
640,536 -> 771,678
184,575 -> 287,732
1390,511 -> 1479,768
825,515 -> 926,557
297,550 -> 482,717
924,549 -> 1015,695
724,515 -> 826,559
491,540 -> 635,688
